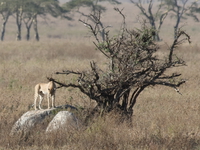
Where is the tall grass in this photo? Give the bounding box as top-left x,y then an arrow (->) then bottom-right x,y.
0,39 -> 200,149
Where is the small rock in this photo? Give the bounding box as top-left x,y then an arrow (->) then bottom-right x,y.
46,111 -> 79,133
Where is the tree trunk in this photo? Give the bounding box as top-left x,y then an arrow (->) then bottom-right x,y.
1,23 -> 5,41
174,4 -> 182,39
150,19 -> 160,41
174,16 -> 180,39
1,16 -> 9,41
33,16 -> 39,41
1,11 -> 11,41
26,27 -> 31,41
174,17 -> 180,39
23,16 -> 34,41
155,32 -> 160,41
16,11 -> 23,41
16,24 -> 22,41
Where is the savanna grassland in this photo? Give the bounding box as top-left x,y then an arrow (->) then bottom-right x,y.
1,2 -> 200,150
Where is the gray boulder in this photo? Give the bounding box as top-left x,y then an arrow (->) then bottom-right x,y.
10,105 -> 78,136
10,109 -> 55,135
46,111 -> 79,133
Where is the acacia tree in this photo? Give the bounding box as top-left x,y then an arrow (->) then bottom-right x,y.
13,0 -> 24,41
10,0 -> 67,41
22,1 -> 36,41
63,0 -> 120,42
130,0 -> 170,41
23,0 -> 65,41
162,0 -> 200,39
22,0 -> 67,41
49,9 -> 190,120
0,0 -> 30,41
0,0 -> 14,41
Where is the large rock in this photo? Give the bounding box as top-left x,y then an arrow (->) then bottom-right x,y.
46,111 -> 79,133
10,105 -> 78,136
10,109 -> 55,135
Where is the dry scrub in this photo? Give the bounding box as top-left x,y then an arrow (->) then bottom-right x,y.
0,40 -> 200,149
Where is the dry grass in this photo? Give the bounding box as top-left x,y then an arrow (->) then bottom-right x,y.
0,40 -> 200,150
1,2 -> 200,149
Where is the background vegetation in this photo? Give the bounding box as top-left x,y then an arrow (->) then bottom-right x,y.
1,1 -> 200,149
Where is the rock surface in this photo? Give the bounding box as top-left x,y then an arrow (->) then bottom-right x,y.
10,109 -> 55,135
10,105 -> 78,136
46,111 -> 79,133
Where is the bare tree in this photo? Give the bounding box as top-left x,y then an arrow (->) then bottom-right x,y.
49,8 -> 190,121
131,0 -> 170,41
162,0 -> 200,39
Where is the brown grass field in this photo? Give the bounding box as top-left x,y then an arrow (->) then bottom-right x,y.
1,2 -> 200,150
